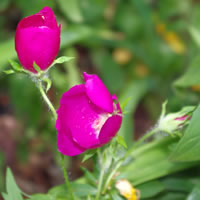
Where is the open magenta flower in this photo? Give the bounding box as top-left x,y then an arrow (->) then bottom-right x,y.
56,72 -> 123,156
15,7 -> 61,73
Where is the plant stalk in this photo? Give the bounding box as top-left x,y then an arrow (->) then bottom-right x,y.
38,81 -> 57,120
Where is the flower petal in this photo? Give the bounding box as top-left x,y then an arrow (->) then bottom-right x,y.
99,115 -> 122,144
57,84 -> 104,149
99,95 -> 122,144
83,72 -> 113,113
15,26 -> 60,72
57,129 -> 85,156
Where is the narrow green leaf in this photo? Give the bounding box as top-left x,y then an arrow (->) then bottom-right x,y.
116,135 -> 127,149
3,69 -> 15,75
170,105 -> 200,161
33,62 -> 41,73
80,167 -> 96,186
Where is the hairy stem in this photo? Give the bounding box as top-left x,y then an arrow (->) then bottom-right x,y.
95,166 -> 106,200
38,81 -> 57,120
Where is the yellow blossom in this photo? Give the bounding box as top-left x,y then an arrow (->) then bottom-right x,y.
113,48 -> 132,65
115,179 -> 140,200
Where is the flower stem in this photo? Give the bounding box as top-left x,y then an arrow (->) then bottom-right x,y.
102,160 -> 123,193
133,127 -> 158,148
38,81 -> 57,120
61,156 -> 75,200
125,127 -> 159,159
95,166 -> 106,200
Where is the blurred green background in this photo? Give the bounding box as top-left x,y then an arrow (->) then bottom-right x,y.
1,0 -> 200,197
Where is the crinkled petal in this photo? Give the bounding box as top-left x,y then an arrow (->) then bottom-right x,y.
83,72 -> 113,113
57,84 -> 104,149
57,129 -> 85,156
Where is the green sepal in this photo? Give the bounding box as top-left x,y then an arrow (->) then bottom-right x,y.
9,60 -> 23,72
116,135 -> 128,149
50,56 -> 74,68
33,62 -> 41,73
3,69 -> 15,75
82,149 -> 97,163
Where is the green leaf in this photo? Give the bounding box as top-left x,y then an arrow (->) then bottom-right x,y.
51,56 -> 74,67
3,69 -> 15,75
116,135 -> 127,149
174,56 -> 200,88
5,168 -> 23,200
187,184 -> 200,200
33,62 -> 41,73
80,167 -> 96,186
120,137 -> 197,185
137,180 -> 165,199
162,177 -> 194,193
9,60 -> 23,72
28,194 -> 51,200
42,77 -> 52,93
82,149 -> 97,162
170,105 -> 200,161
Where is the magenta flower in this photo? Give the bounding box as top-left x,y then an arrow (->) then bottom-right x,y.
56,72 -> 123,156
15,7 -> 61,73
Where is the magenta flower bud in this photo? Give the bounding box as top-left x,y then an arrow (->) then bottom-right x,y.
56,72 -> 123,156
15,7 -> 61,73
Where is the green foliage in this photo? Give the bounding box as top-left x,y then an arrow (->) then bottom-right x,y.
2,168 -> 24,200
174,56 -> 200,89
137,180 -> 165,199
187,184 -> 200,200
121,137 -> 197,185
